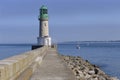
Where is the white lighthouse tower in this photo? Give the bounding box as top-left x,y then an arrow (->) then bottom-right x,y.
37,5 -> 51,46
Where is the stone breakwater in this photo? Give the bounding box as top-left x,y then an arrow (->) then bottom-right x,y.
0,47 -> 48,80
60,55 -> 119,80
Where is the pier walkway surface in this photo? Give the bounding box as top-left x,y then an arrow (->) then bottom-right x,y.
30,48 -> 76,80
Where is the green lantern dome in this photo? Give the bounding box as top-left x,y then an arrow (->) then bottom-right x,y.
40,5 -> 48,10
39,5 -> 48,20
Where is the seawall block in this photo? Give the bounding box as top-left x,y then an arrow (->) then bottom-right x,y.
0,46 -> 48,80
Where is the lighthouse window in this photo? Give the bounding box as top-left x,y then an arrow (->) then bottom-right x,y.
43,9 -> 47,14
40,12 -> 42,15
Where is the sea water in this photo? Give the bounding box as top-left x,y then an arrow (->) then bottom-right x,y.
58,42 -> 120,79
0,44 -> 31,60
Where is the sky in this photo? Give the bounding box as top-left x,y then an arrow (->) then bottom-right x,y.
0,0 -> 120,43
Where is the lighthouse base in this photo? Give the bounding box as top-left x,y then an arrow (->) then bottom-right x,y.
37,36 -> 51,47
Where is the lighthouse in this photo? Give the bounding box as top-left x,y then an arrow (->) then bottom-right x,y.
37,5 -> 51,46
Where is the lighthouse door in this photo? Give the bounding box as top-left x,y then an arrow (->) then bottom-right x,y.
47,39 -> 49,46
44,38 -> 49,46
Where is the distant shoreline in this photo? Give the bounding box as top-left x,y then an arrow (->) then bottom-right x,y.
58,41 -> 120,44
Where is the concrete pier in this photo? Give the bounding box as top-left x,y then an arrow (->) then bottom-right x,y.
0,47 -> 76,80
30,48 -> 76,80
